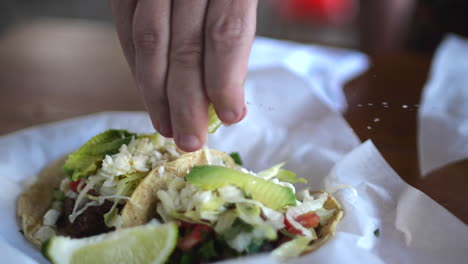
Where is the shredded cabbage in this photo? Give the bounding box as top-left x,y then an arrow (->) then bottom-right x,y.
272,235 -> 315,259
214,210 -> 237,233
34,226 -> 56,243
285,210 -> 313,238
257,162 -> 307,184
43,209 -> 61,226
69,176 -> 101,223
287,192 -> 329,219
257,162 -> 286,180
227,232 -> 254,252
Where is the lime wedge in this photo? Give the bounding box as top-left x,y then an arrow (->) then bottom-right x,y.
208,104 -> 222,134
43,221 -> 178,264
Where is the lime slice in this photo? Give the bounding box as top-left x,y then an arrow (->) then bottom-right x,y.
43,221 -> 178,264
208,104 -> 222,134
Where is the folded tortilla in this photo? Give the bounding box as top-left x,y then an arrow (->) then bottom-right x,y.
17,156 -> 68,247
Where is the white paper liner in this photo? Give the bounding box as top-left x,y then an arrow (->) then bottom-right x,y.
418,34 -> 468,174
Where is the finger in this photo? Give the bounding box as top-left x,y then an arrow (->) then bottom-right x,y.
132,0 -> 173,137
110,0 -> 137,74
204,0 -> 258,124
167,0 -> 209,151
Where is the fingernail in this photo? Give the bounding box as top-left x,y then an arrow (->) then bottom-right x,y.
159,120 -> 173,138
177,134 -> 200,151
220,110 -> 241,124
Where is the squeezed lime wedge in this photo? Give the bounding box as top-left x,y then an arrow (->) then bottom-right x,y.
208,104 -> 222,134
43,221 -> 178,264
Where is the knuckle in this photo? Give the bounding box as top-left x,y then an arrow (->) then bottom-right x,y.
170,39 -> 203,68
208,16 -> 245,49
133,29 -> 163,54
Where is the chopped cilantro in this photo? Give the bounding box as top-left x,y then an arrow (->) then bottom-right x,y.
374,228 -> 380,237
229,152 -> 243,166
52,189 -> 65,201
200,240 -> 217,259
246,239 -> 263,254
180,253 -> 192,264
222,218 -> 254,240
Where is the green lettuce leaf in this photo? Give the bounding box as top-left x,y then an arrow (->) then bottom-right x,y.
63,129 -> 136,181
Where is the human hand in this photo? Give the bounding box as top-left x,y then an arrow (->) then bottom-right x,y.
110,0 -> 258,151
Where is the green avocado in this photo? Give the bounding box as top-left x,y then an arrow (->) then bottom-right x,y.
186,166 -> 296,210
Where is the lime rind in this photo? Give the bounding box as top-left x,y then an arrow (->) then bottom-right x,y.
208,104 -> 222,134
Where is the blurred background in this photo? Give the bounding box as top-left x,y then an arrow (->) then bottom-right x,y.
1,0 -> 468,53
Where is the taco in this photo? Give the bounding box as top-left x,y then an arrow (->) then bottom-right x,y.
94,149 -> 344,262
153,157 -> 343,262
17,129 -> 185,247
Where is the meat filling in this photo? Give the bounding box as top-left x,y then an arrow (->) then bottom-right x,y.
56,197 -> 116,238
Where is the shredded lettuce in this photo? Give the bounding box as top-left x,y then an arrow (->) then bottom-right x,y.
285,210 -> 313,238
69,176 -> 101,223
237,203 -> 262,225
222,218 -> 254,241
63,130 -> 136,181
257,162 -> 286,180
287,192 -> 329,219
43,209 -> 61,226
257,162 -> 307,184
214,210 -> 237,234
315,208 -> 336,226
103,203 -> 119,228
276,169 -> 307,184
227,232 -> 254,253
272,235 -> 315,259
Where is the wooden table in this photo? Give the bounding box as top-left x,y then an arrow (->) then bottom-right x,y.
1,20 -> 466,224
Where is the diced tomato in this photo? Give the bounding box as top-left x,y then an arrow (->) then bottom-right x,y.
296,212 -> 320,229
69,179 -> 82,192
284,212 -> 320,236
177,224 -> 212,251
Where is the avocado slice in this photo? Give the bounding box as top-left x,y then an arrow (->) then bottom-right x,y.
186,166 -> 297,210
